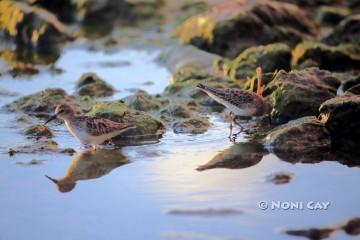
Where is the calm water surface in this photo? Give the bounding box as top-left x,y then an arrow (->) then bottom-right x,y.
0,46 -> 359,240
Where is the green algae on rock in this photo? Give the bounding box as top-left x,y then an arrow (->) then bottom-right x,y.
122,91 -> 161,111
268,68 -> 340,123
159,103 -> 192,120
319,95 -> 360,140
172,117 -> 210,134
176,0 -> 316,58
265,116 -> 331,153
164,66 -> 240,105
216,43 -> 291,80
4,88 -> 95,115
292,42 -> 360,71
24,124 -> 53,138
76,72 -> 115,97
88,101 -> 165,138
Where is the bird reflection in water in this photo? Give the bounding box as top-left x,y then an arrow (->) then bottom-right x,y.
197,141 -> 268,171
45,149 -> 129,193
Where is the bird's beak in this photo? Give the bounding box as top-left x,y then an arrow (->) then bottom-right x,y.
45,175 -> 58,184
44,114 -> 57,125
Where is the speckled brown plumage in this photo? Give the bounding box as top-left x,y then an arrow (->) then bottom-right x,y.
72,116 -> 133,136
197,83 -> 271,116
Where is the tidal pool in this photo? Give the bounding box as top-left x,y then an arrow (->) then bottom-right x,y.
0,46 -> 359,240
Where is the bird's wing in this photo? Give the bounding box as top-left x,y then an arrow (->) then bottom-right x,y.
75,116 -> 133,136
213,88 -> 258,106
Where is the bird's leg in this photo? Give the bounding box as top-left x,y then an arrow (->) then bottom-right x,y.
232,118 -> 245,139
228,112 -> 235,140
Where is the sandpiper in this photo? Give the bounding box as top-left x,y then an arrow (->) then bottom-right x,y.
45,103 -> 135,150
197,67 -> 271,139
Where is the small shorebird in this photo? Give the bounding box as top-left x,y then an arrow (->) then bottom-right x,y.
197,67 -> 271,140
45,103 -> 135,150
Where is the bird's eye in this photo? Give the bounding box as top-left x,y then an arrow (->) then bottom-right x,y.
59,109 -> 64,113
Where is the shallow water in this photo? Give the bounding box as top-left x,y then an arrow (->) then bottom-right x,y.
0,45 -> 359,240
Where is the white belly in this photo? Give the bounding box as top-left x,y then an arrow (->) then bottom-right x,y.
64,121 -> 127,145
65,121 -> 92,144
208,93 -> 256,116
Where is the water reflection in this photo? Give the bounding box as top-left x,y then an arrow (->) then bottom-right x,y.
45,149 -> 129,193
271,141 -> 360,167
197,141 -> 268,171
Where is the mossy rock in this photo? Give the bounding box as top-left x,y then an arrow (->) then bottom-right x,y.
0,0 -> 74,48
164,66 -> 241,106
87,101 -> 165,138
122,91 -> 161,111
342,75 -> 360,92
24,124 -> 53,138
265,116 -> 331,153
172,117 -> 210,134
159,103 -> 192,120
292,42 -> 360,71
217,43 -> 291,80
319,95 -> 360,140
324,14 -> 360,46
268,68 -> 340,123
4,88 -> 95,115
9,139 -> 59,154
76,72 -> 115,97
316,6 -> 350,25
176,1 -> 316,58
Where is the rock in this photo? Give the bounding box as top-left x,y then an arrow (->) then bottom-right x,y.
88,101 -> 165,138
216,43 -> 291,80
265,116 -> 331,153
277,0 -> 339,7
122,91 -> 161,111
324,15 -> 360,46
268,171 -> 294,184
4,88 -> 66,113
157,44 -> 221,73
176,0 -> 316,58
9,139 -> 59,154
346,84 -> 360,95
4,88 -> 94,115
16,114 -> 34,123
268,68 -> 340,123
319,95 -> 360,140
197,142 -> 267,171
8,148 -> 16,157
60,148 -> 76,156
76,72 -> 115,97
159,103 -> 192,119
164,66 -> 239,108
316,6 -> 350,25
168,208 -> 242,217
24,124 -> 53,138
16,159 -> 46,166
342,75 -> 360,93
172,117 -> 210,134
292,42 -> 360,71
343,218 -> 360,236
0,0 -> 75,48
285,228 -> 337,240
